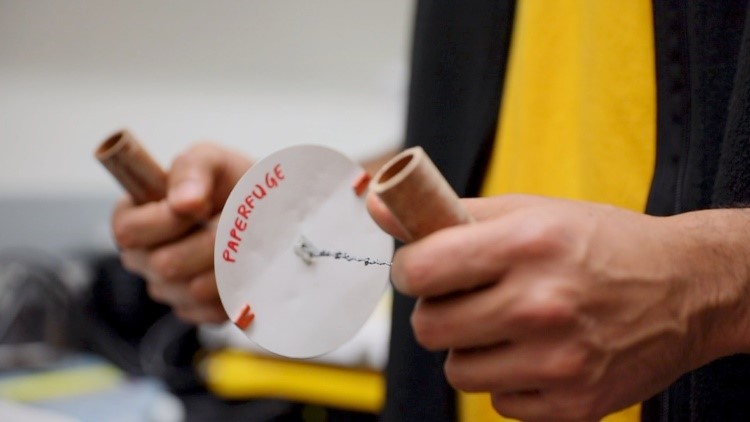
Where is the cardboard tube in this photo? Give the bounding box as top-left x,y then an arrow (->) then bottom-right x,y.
95,130 -> 167,204
370,146 -> 473,241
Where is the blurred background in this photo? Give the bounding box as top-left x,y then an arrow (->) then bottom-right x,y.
0,1 -> 412,420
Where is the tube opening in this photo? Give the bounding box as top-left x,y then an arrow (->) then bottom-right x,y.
97,131 -> 125,155
377,154 -> 414,184
95,130 -> 135,161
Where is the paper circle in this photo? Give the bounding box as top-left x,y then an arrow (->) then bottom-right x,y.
214,145 -> 394,358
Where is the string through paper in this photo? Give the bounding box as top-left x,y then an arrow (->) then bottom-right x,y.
295,237 -> 392,267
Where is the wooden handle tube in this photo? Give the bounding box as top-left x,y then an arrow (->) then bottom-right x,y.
95,130 -> 167,204
370,146 -> 473,241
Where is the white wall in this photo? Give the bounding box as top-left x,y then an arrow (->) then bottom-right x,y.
0,0 -> 413,197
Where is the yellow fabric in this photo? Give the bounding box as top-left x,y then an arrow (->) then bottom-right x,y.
464,0 -> 657,421
481,0 -> 656,205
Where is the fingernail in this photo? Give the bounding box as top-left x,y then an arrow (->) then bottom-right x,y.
170,180 -> 204,204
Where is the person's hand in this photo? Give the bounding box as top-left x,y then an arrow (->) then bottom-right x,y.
367,193 -> 750,421
112,142 -> 252,324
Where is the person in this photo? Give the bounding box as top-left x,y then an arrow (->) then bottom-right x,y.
111,1 -> 750,421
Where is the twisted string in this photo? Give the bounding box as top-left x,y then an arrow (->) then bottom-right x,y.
295,237 -> 392,267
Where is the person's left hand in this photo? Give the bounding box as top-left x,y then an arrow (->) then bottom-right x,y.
367,193 -> 744,421
112,142 -> 253,324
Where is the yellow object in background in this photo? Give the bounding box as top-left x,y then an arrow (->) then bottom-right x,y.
202,349 -> 384,413
0,363 -> 123,402
469,0 -> 657,421
482,0 -> 656,208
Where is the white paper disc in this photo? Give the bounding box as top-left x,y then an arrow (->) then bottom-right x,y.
214,145 -> 394,358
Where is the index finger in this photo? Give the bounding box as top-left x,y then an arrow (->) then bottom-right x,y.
390,214 -> 525,297
462,194 -> 546,222
112,195 -> 194,248
367,193 -> 544,243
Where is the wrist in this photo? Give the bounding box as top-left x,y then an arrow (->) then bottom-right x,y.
668,209 -> 750,366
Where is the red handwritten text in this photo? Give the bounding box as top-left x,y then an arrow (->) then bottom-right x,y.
222,164 -> 285,263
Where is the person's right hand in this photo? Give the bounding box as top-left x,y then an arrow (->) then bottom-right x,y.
111,142 -> 253,324
367,192 -> 750,421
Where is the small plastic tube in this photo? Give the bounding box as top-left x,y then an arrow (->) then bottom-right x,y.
95,129 -> 167,204
370,146 -> 473,241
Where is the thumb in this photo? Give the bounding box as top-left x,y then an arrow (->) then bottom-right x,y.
167,143 -> 224,219
167,142 -> 254,220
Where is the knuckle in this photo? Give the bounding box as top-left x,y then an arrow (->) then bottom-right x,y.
177,141 -> 221,165
206,306 -> 229,324
120,250 -> 145,275
511,219 -> 567,259
146,282 -> 167,303
174,146 -> 200,164
394,253 -> 430,296
188,278 -> 208,302
410,310 -> 442,350
514,289 -> 576,329
188,275 -> 216,302
490,394 -> 519,419
150,250 -> 181,281
571,406 -> 597,421
120,252 -> 137,273
174,307 -> 194,324
443,354 -> 479,391
557,394 -> 598,421
189,140 -> 220,153
112,219 -> 136,248
543,349 -> 587,382
443,363 -> 465,390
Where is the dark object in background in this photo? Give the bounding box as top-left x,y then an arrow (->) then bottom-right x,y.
0,249 -> 176,376
0,250 -> 78,368
87,253 -> 171,348
80,253 -> 175,378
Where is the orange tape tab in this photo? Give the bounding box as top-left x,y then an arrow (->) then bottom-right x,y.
233,303 -> 255,330
352,172 -> 371,197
